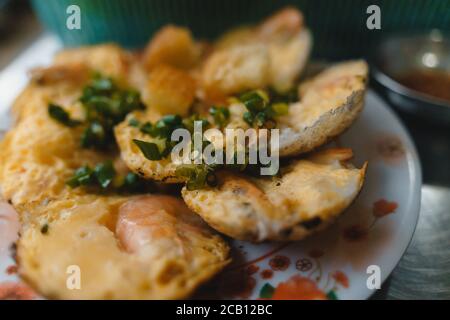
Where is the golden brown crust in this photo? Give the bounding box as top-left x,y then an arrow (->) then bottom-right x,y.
210,7 -> 311,94
18,195 -> 230,299
257,6 -> 304,40
182,148 -> 367,242
201,44 -> 271,97
0,83 -> 110,207
276,60 -> 369,157
54,44 -> 132,83
114,112 -> 185,183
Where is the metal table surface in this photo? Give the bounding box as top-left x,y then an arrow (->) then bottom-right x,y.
372,113 -> 450,300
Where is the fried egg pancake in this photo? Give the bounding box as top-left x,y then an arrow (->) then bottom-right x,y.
276,60 -> 368,156
182,148 -> 367,242
53,44 -> 132,83
116,61 -> 367,184
114,111 -> 185,183
0,69 -> 110,208
223,60 -> 368,157
213,28 -> 312,94
0,46 -> 229,299
1,45 -> 135,208
17,194 -> 229,299
204,7 -> 312,96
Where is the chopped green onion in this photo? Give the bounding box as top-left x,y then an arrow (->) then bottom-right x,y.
48,104 -> 82,127
138,114 -> 196,160
209,106 -> 230,128
270,102 -> 289,116
140,121 -> 159,137
175,164 -> 197,178
120,172 -> 156,193
182,114 -> 210,133
128,118 -> 140,127
93,161 -> 116,188
259,283 -> 275,299
48,74 -> 146,150
152,115 -> 183,138
66,166 -> 94,188
133,139 -> 163,160
270,87 -> 298,103
120,172 -> 141,192
81,121 -> 107,148
254,112 -> 267,127
89,75 -> 116,93
239,90 -> 269,113
66,162 -> 116,189
175,164 -> 217,190
67,161 -> 155,193
243,111 -> 254,126
160,114 -> 182,126
327,290 -> 338,300
238,89 -> 290,127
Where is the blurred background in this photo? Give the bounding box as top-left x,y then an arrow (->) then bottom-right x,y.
0,0 -> 449,299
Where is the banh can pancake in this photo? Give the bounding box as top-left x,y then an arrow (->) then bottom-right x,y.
0,45 -> 229,299
182,148 -> 367,242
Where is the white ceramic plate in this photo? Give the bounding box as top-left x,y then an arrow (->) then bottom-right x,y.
0,90 -> 421,300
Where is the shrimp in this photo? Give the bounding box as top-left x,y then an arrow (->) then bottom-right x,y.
202,7 -> 309,96
258,7 -> 311,92
115,195 -> 230,297
18,195 -> 229,299
30,63 -> 89,86
116,195 -> 214,259
54,44 -> 131,81
201,44 -> 270,97
215,7 -> 304,48
257,6 -> 304,40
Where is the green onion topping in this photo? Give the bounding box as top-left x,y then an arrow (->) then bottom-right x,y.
133,139 -> 165,161
175,164 -> 218,190
67,161 -> 154,193
209,106 -> 230,128
238,89 -> 292,127
48,104 -> 82,127
48,74 -> 145,150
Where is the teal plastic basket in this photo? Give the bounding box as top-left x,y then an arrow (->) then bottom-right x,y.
31,0 -> 450,59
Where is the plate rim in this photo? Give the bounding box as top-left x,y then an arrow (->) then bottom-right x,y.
363,89 -> 422,300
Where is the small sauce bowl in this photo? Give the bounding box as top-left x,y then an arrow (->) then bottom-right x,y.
371,30 -> 450,124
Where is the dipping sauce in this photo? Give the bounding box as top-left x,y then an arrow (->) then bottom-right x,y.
395,69 -> 450,102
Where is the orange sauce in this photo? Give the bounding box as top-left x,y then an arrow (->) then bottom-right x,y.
395,69 -> 450,102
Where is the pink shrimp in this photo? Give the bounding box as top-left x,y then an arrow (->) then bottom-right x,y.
116,195 -> 206,258
257,6 -> 304,40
